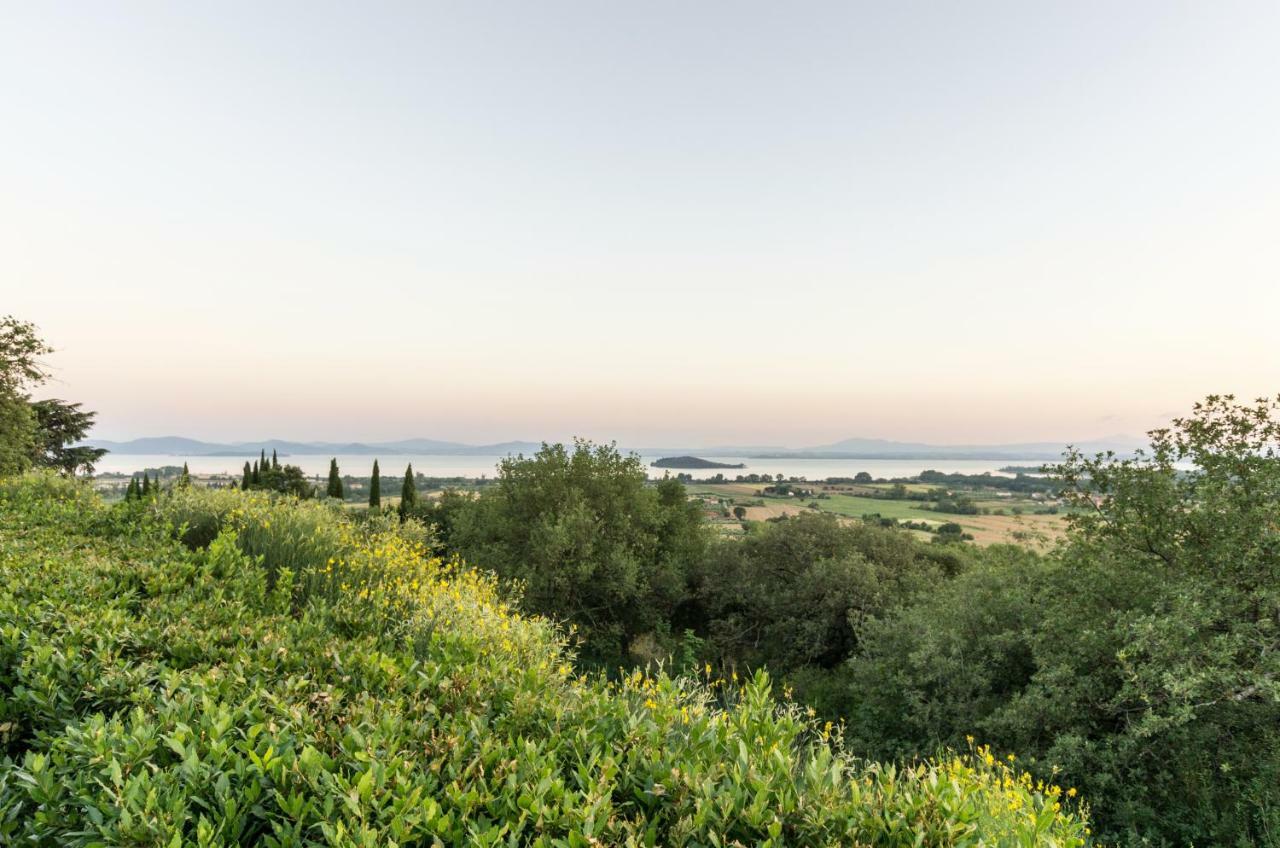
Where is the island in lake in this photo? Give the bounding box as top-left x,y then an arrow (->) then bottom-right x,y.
651,456 -> 747,470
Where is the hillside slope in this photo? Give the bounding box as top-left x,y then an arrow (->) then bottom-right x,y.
0,475 -> 1093,846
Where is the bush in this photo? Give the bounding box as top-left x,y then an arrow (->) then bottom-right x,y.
843,396 -> 1280,845
439,441 -> 707,666
0,478 -> 1094,846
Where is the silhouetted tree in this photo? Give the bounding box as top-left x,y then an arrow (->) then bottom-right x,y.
327,457 -> 344,499
369,459 -> 381,508
398,463 -> 417,520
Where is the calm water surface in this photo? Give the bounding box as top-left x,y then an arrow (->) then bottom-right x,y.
92,453 -> 1055,481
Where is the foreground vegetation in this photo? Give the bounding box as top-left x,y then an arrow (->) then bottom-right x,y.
414,397 -> 1280,847
2,318 -> 1276,844
0,474 -> 1093,846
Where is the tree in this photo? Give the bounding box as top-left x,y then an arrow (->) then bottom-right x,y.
0,394 -> 37,476
0,316 -> 53,476
732,505 -> 747,520
242,461 -> 251,490
260,463 -> 314,498
141,473 -> 151,498
260,450 -> 267,473
0,316 -> 52,396
125,476 -> 139,501
853,471 -> 873,484
369,459 -> 381,508
251,460 -> 260,485
398,463 -> 417,520
326,457 -> 344,499
444,441 -> 706,665
24,399 -> 105,475
272,449 -> 279,470
179,462 -> 191,487
693,512 -> 952,679
846,395 -> 1280,846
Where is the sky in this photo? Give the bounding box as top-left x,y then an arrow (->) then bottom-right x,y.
2,1 -> 1278,447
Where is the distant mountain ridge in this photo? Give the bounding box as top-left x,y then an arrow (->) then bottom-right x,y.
83,434 -> 1143,460
85,436 -> 546,457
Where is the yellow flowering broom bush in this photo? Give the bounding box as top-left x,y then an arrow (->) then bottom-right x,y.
0,476 -> 1097,846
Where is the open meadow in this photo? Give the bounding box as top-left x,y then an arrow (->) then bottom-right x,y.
687,478 -> 1071,546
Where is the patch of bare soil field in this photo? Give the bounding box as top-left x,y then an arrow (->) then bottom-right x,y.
959,512 -> 1068,547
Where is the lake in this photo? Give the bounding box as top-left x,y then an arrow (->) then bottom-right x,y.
92,453 -> 1054,481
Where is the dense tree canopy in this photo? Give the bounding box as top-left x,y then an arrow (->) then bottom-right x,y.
441,440 -> 706,665
844,395 -> 1280,845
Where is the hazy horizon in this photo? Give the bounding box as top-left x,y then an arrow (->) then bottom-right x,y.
87,431 -> 1145,452
5,2 -> 1277,445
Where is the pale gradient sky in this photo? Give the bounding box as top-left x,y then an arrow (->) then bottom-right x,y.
3,1 -> 1278,446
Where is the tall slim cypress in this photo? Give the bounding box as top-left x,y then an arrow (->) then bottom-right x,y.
260,450 -> 267,473
369,459 -> 381,508
398,463 -> 417,520
141,472 -> 151,497
180,462 -> 191,487
251,460 -> 260,485
272,449 -> 279,470
242,461 -> 251,490
126,477 -> 139,500
327,458 -> 344,499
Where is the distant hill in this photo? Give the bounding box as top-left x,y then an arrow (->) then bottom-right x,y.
84,436 -> 544,456
83,434 -> 1142,460
755,435 -> 1145,461
651,456 -> 747,470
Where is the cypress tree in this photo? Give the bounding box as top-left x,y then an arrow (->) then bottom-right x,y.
369,459 -> 381,508
141,472 -> 151,497
327,458 -> 344,499
398,463 -> 417,520
251,460 -> 260,485
242,461 -> 251,490
260,450 -> 267,473
272,449 -> 279,470
180,462 -> 191,487
125,477 -> 138,500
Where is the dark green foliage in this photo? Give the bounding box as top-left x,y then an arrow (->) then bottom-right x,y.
0,394 -> 36,476
242,461 -> 251,490
690,512 -> 956,712
251,460 -> 260,485
368,459 -> 380,508
326,457 -> 343,499
28,399 -> 107,475
2,318 -> 102,477
179,462 -> 191,487
442,441 -> 706,666
845,395 -> 1280,846
397,463 -> 417,521
141,472 -> 151,497
271,449 -> 279,470
252,463 -> 314,498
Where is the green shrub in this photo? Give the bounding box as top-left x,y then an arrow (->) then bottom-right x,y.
0,479 -> 1095,846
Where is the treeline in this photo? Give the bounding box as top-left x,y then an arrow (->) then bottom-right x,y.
396,399 -> 1279,847
915,469 -> 1060,494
